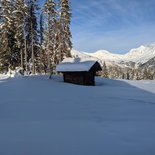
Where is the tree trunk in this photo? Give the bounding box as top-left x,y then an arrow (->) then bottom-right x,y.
24,38 -> 28,75
47,15 -> 52,79
21,48 -> 24,70
31,22 -> 35,74
47,47 -> 51,79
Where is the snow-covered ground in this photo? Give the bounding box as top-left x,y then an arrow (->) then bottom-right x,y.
0,75 -> 155,155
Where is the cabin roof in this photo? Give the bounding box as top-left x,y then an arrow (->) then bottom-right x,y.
56,57 -> 101,72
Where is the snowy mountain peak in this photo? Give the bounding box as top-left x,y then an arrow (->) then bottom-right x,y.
94,50 -> 111,55
125,44 -> 155,63
84,50 -> 124,62
72,43 -> 155,65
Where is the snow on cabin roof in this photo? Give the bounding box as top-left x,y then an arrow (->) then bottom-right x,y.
56,57 -> 98,72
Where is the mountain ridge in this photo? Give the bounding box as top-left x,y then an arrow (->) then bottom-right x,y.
71,43 -> 155,66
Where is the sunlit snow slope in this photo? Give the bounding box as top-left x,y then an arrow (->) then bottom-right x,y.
73,43 -> 155,65
0,75 -> 155,155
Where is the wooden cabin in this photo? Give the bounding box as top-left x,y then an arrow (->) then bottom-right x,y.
56,57 -> 102,86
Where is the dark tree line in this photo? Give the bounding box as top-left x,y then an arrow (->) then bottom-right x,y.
100,62 -> 155,80
0,0 -> 72,76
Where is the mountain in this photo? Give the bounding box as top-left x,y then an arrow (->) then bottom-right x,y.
71,49 -> 102,63
84,50 -> 124,62
124,44 -> 155,64
71,43 -> 155,80
140,56 -> 155,69
72,43 -> 155,66
71,49 -> 90,58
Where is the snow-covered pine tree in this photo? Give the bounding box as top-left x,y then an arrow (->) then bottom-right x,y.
39,13 -> 43,73
0,0 -> 2,23
0,0 -> 18,71
102,61 -> 109,78
0,0 -> 3,69
13,0 -> 28,72
39,12 -> 48,74
59,0 -> 72,61
43,0 -> 57,78
26,0 -> 40,74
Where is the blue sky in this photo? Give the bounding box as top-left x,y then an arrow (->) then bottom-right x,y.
41,0 -> 155,53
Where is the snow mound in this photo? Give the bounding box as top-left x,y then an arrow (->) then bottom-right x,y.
7,67 -> 24,78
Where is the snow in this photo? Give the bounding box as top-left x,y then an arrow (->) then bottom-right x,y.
56,57 -> 97,72
5,67 -> 24,78
124,44 -> 155,64
85,50 -> 124,62
0,75 -> 155,155
0,74 -> 9,80
75,43 -> 155,65
71,49 -> 92,58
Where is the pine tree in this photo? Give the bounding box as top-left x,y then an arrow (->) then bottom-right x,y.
0,0 -> 2,24
39,12 -> 45,73
0,0 -> 3,70
43,0 -> 57,78
0,0 -> 73,74
126,71 -> 130,80
13,0 -> 28,72
143,67 -> 148,80
135,69 -> 141,80
58,0 -> 72,61
0,0 -> 18,71
26,0 -> 40,74
102,61 -> 109,78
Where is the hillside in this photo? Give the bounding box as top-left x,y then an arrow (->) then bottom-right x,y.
82,43 -> 155,65
0,75 -> 155,155
71,43 -> 155,79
